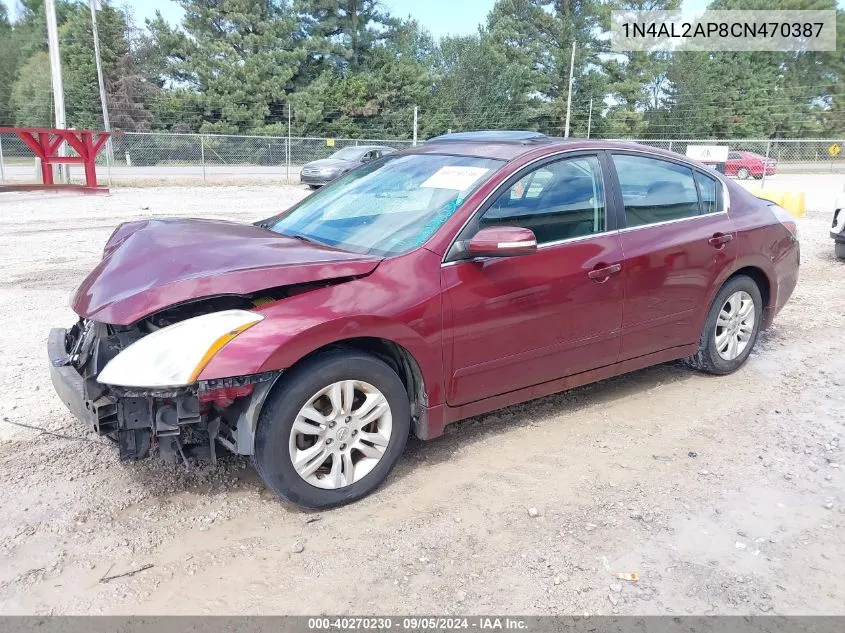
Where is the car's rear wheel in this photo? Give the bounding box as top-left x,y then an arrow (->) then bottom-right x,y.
736,167 -> 750,180
253,350 -> 410,508
836,242 -> 845,259
687,275 -> 763,375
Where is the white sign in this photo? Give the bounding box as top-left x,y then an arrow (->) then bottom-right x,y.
421,166 -> 490,191
686,145 -> 729,163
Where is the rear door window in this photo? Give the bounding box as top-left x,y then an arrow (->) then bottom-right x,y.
611,154 -> 700,228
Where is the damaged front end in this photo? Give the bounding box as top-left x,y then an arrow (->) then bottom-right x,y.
48,298 -> 281,464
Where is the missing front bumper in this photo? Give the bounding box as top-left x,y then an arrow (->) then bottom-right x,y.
48,325 -> 279,462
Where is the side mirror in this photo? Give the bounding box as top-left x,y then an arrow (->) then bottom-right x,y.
466,226 -> 538,258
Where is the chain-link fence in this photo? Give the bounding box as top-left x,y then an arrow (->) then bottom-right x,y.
614,138 -> 845,170
1,131 -> 843,187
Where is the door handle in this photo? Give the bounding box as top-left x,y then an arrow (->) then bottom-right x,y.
709,233 -> 733,249
588,263 -> 622,281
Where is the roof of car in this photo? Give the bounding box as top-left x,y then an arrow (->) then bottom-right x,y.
404,132 -> 687,163
350,145 -> 395,151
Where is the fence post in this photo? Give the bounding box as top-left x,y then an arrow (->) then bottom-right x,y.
413,106 -> 418,146
286,103 -> 291,184
0,134 -> 5,184
200,134 -> 206,182
668,140 -> 673,152
761,139 -> 772,189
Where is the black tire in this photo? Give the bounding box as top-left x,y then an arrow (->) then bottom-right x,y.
253,349 -> 410,508
835,242 -> 845,259
736,167 -> 750,180
686,275 -> 763,375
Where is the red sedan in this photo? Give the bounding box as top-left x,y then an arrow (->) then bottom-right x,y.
49,132 -> 800,508
725,150 -> 777,179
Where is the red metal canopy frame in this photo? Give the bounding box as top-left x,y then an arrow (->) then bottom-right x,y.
0,127 -> 110,193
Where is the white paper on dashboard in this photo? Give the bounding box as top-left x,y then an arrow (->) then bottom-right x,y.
420,166 -> 490,191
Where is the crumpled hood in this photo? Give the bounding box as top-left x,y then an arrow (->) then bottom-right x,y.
72,218 -> 381,325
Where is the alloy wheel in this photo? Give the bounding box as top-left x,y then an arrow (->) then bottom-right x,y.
288,380 -> 393,490
714,290 -> 755,361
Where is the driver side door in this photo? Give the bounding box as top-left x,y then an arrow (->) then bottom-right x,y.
440,152 -> 625,406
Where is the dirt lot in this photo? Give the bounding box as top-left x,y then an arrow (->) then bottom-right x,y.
0,177 -> 843,616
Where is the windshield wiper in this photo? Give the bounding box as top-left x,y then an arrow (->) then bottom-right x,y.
283,232 -> 335,249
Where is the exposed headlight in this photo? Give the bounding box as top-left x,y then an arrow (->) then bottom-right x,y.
97,310 -> 263,388
319,167 -> 340,174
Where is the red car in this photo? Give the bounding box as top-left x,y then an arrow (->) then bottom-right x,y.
49,132 -> 799,508
725,150 -> 777,179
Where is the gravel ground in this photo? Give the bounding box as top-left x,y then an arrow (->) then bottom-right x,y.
0,178 -> 843,616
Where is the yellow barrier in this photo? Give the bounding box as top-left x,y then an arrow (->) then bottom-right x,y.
744,187 -> 806,218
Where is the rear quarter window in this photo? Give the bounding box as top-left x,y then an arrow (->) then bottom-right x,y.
695,171 -> 722,215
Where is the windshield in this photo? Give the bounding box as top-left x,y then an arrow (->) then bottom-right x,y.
330,147 -> 369,161
270,153 -> 503,256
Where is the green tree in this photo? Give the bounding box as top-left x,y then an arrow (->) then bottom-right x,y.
294,0 -> 397,76
288,18 -> 435,138
10,51 -> 54,126
0,4 -> 18,125
654,0 -> 841,139
427,31 -> 536,135
603,0 -> 679,138
60,2 -> 130,129
147,0 -> 305,133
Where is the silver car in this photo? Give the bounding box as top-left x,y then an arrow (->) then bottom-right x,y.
299,145 -> 396,188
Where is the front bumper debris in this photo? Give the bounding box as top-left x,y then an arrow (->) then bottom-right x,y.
48,328 -> 99,429
47,322 -> 278,463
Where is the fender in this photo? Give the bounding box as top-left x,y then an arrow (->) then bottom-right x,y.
198,250 -> 446,406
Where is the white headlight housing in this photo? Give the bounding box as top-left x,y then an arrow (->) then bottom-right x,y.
97,310 -> 263,388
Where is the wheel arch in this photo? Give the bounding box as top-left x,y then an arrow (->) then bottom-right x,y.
727,265 -> 771,309
291,336 -> 428,418
695,261 -> 774,341
241,336 -> 431,453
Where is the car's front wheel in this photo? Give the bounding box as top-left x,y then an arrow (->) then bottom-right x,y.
836,242 -> 845,259
687,275 -> 763,375
253,350 -> 410,508
736,167 -> 750,180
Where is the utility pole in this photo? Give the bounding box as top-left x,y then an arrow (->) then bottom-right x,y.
286,102 -> 291,183
89,0 -> 113,168
413,106 -> 418,146
564,41 -> 576,138
586,98 -> 593,139
45,0 -> 68,182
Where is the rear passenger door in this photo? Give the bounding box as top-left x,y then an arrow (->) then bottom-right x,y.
608,152 -> 736,361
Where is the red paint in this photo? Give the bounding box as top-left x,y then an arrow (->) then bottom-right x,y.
724,151 -> 777,179
441,232 -> 624,405
73,139 -> 800,438
467,226 -> 538,257
617,213 -> 738,360
0,127 -> 110,191
71,218 -> 381,325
